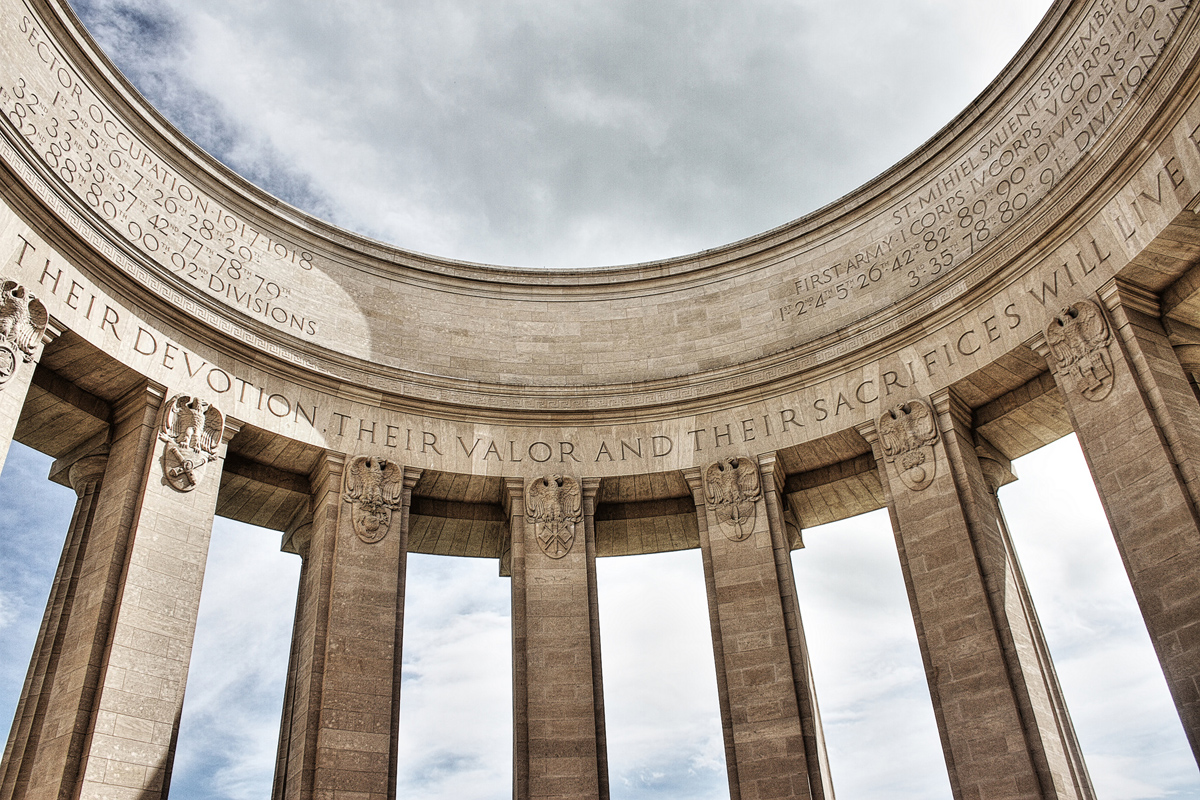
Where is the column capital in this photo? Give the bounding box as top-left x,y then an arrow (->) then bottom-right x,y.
501,476 -> 525,518
281,520 -> 313,558
930,386 -> 971,430
853,417 -> 879,447
581,476 -> 601,499
1099,277 -> 1160,317
756,451 -> 784,493
680,466 -> 703,496
308,450 -> 345,494
1025,329 -> 1051,362
974,436 -> 1016,494
42,315 -> 66,346
66,454 -> 108,495
111,380 -> 167,428
221,415 -> 244,444
47,430 -> 110,489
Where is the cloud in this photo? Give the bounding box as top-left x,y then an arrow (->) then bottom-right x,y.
597,550 -> 726,799
394,555 -> 513,799
0,445 -> 77,732
68,0 -> 1052,266
168,519 -> 300,800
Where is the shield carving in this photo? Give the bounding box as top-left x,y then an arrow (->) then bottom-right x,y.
1045,300 -> 1114,402
343,456 -> 405,543
703,457 -> 762,542
878,400 -> 939,492
526,474 -> 582,558
159,395 -> 225,492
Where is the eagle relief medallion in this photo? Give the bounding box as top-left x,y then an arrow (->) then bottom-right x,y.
703,457 -> 762,542
526,474 -> 582,558
0,280 -> 48,388
878,400 -> 939,492
343,456 -> 405,543
1045,300 -> 1114,402
159,395 -> 225,492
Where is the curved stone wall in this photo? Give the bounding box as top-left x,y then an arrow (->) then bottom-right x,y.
2,0 -> 1200,798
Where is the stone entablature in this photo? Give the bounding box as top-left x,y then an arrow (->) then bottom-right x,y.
0,0 -> 1195,422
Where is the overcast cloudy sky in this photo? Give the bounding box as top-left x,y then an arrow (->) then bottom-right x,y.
1,0 -> 1198,798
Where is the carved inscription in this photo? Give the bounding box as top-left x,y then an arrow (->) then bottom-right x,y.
343,456 -> 404,543
1,12 -> 321,338
776,0 -> 1188,330
703,457 -> 762,541
0,278 -> 46,387
159,394 -> 225,492
526,474 -> 582,558
1045,299 -> 1114,401
878,401 -> 939,492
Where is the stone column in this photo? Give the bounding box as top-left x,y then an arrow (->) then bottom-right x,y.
273,455 -> 419,800
858,391 -> 1092,800
0,451 -> 106,800
0,383 -> 238,800
1030,280 -> 1200,758
0,277 -> 56,474
684,455 -> 833,800
272,520 -> 311,800
506,474 -> 608,800
977,443 -> 1093,799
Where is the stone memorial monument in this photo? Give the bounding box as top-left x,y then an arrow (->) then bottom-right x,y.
1,0 -> 1200,797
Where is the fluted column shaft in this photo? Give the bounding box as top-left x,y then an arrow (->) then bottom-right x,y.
0,452 -> 106,800
0,383 -> 238,800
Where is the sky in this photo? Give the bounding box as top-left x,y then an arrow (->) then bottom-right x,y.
1,0 -> 1199,798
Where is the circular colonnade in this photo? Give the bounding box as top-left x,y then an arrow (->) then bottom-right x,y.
2,1 -> 1200,798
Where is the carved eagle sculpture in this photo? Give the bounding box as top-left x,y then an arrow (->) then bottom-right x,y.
878,401 -> 937,471
0,280 -> 48,361
159,395 -> 225,491
878,401 -> 939,491
345,456 -> 405,510
703,457 -> 761,541
343,457 -> 405,543
526,474 -> 582,558
1045,300 -> 1112,399
167,396 -> 223,453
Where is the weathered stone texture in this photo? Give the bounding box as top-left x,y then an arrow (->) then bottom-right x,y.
275,455 -> 417,800
686,457 -> 832,800
1035,282 -> 1200,759
508,476 -> 608,800
861,393 -> 1092,799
